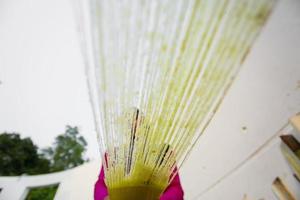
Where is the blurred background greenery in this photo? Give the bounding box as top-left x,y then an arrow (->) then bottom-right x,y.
0,126 -> 88,199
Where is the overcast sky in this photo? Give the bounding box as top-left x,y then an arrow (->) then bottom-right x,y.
0,0 -> 100,159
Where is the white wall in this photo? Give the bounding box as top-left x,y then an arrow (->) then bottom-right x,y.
180,0 -> 300,199
0,161 -> 100,200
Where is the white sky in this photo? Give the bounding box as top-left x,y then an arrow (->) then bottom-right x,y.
0,0 -> 100,159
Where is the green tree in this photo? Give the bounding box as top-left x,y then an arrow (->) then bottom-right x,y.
0,133 -> 50,176
0,127 -> 88,199
43,126 -> 88,172
25,184 -> 59,200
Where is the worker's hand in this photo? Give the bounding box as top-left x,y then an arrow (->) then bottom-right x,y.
104,196 -> 110,200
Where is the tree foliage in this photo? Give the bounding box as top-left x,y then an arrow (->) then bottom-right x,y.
0,133 -> 50,176
0,126 -> 88,176
0,126 -> 88,199
25,184 -> 59,200
43,126 -> 88,172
